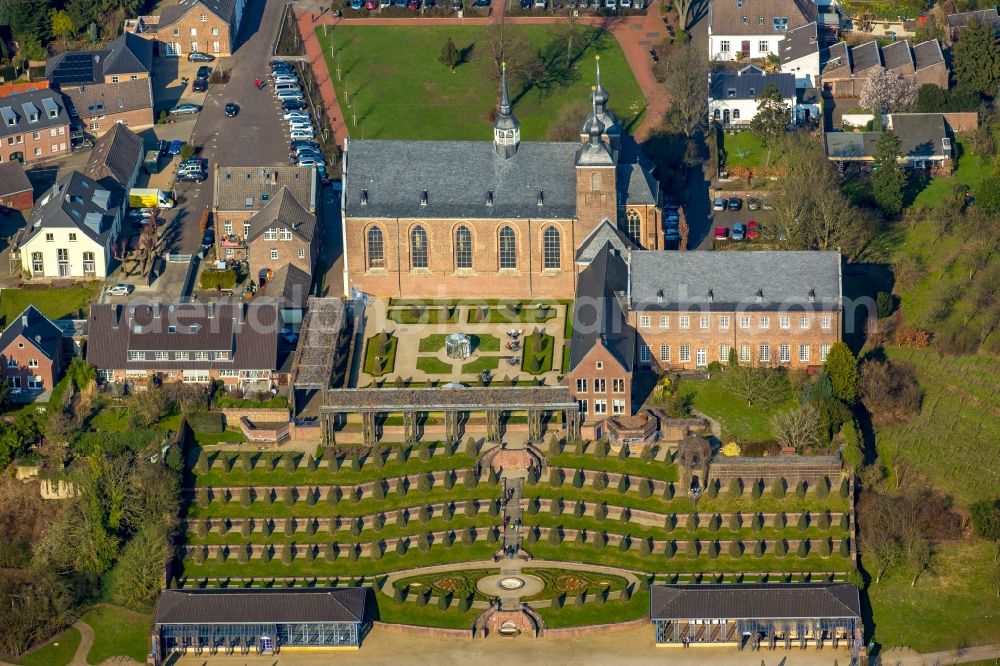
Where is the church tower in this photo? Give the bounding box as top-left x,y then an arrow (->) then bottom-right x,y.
575,90 -> 618,240
580,55 -> 621,150
493,63 -> 520,159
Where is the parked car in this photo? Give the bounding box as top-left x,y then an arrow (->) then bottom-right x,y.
169,139 -> 183,155
177,171 -> 207,183
225,102 -> 239,117
273,74 -> 299,85
271,60 -> 294,71
192,78 -> 208,93
288,120 -> 314,130
127,208 -> 156,219
156,139 -> 170,157
177,163 -> 205,176
289,129 -> 315,140
290,140 -> 320,151
106,284 -> 133,297
747,220 -> 760,240
732,222 -> 747,241
714,226 -> 729,240
297,156 -> 326,168
276,90 -> 305,101
168,103 -> 201,115
187,52 -> 215,62
201,229 -> 214,247
747,197 -> 760,211
712,197 -> 726,211
727,197 -> 742,211
281,99 -> 307,111
284,110 -> 310,121
179,157 -> 206,168
196,66 -> 212,79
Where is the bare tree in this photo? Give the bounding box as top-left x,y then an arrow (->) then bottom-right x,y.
770,405 -> 821,452
662,43 -> 709,137
674,0 -> 694,30
721,364 -> 789,408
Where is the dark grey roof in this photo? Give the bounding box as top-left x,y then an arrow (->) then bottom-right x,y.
851,41 -> 882,72
912,39 -> 945,70
245,187 -> 316,243
826,115 -> 950,161
62,78 -> 153,119
824,132 -> 877,159
214,165 -> 317,213
778,21 -> 819,64
820,42 -> 851,74
345,139 -> 579,220
709,68 -> 796,101
947,8 -> 1000,30
576,219 -> 635,264
0,88 -> 69,140
629,250 -> 842,311
258,264 -> 312,309
21,171 -> 122,246
154,588 -> 366,625
0,161 -> 31,197
47,34 -> 151,86
881,40 -> 914,72
84,123 -> 143,189
102,33 -> 153,75
570,243 -> 634,372
650,584 -> 862,620
0,305 -> 63,360
86,302 -> 279,371
159,0 -> 242,27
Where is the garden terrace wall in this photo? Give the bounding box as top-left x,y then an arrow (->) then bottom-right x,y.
240,417 -> 290,443
545,617 -> 649,638
220,407 -> 290,424
188,468 -> 483,496
374,622 -> 472,640
709,455 -> 843,486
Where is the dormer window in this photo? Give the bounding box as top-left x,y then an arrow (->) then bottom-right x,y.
361,189 -> 368,206
773,17 -> 789,31
486,190 -> 494,207
808,289 -> 816,303
656,289 -> 664,303
537,191 -> 544,207
728,88 -> 737,98
756,289 -> 764,303
708,289 -> 714,302
420,190 -> 428,206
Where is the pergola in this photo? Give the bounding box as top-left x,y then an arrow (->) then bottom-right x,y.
320,386 -> 580,446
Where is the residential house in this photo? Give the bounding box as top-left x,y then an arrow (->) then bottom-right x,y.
244,187 -> 318,284
83,123 -> 144,192
213,165 -> 317,264
86,301 -> 281,389
778,22 -> 822,88
0,88 -> 71,165
565,242 -> 635,439
156,0 -> 248,57
46,33 -> 154,138
123,16 -> 161,51
708,66 -> 818,126
708,0 -> 816,61
254,263 -> 312,332
824,112 -> 954,175
0,161 -> 33,211
0,305 -> 66,397
14,171 -> 124,279
947,8 -> 1000,40
627,251 -> 843,371
820,39 -> 947,97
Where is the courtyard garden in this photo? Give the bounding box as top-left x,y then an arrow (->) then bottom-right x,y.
318,25 -> 644,141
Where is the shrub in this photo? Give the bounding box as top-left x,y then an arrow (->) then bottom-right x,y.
283,487 -> 296,507
283,454 -> 297,473
393,586 -> 405,604
594,502 -> 608,520
728,540 -> 743,558
687,540 -> 699,557
418,505 -> 431,523
840,538 -> 851,557
895,326 -> 931,348
706,479 -> 719,499
572,468 -> 585,488
620,507 -> 631,524
443,470 -> 455,490
464,469 -> 479,489
488,499 -> 500,517
550,499 -> 563,517
593,531 -> 608,550
575,529 -> 586,546
664,482 -> 675,500
818,510 -> 831,529
618,534 -> 631,553
437,593 -> 450,610
773,512 -> 786,529
348,544 -> 359,562
464,437 -> 478,456
639,537 -> 652,556
708,540 -> 720,559
797,512 -> 809,530
797,539 -> 810,558
461,527 -> 474,546
729,512 -> 742,530
526,498 -> 540,515
306,487 -> 318,506
751,513 -> 763,531
239,487 -> 252,508
240,520 -> 252,538
574,500 -> 586,518
818,537 -> 832,557
664,514 -> 677,532
638,479 -> 653,498
350,518 -> 362,537
593,472 -> 608,491
640,445 -> 655,463
795,481 -> 807,499
617,444 -> 629,460
617,474 -> 629,494
525,527 -> 538,545
281,545 -> 294,565
370,541 -> 383,561
664,540 -> 676,558
416,533 -> 431,553
840,512 -> 850,531
284,519 -> 296,538
753,539 -> 765,557
372,480 -> 386,501
417,473 -> 432,493
418,442 -> 431,461
771,478 -> 787,499
594,440 -> 609,459
774,539 -> 788,556
415,590 -> 428,607
815,476 -> 830,498
548,528 -> 562,546
327,486 -> 341,505
351,457 -> 362,472
839,478 -> 850,498
324,543 -> 336,562
751,479 -> 763,499
196,452 -> 209,474
261,519 -> 273,537
686,513 -> 698,531
708,514 -> 721,532
395,539 -> 408,556
240,453 -> 253,473
727,478 -> 743,498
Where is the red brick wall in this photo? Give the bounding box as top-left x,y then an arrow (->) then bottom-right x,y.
0,334 -> 62,390
565,344 -> 633,424
247,235 -> 313,277
81,107 -> 154,138
2,122 -> 71,165
0,188 -> 32,211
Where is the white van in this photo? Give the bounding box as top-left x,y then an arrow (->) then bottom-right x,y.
273,82 -> 301,95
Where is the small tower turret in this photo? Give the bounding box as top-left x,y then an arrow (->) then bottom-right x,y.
493,62 -> 520,159
581,55 -> 621,148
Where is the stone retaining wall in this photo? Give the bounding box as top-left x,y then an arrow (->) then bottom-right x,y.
373,621 -> 472,639
709,456 -> 842,486
545,617 -> 649,638
218,407 -> 290,424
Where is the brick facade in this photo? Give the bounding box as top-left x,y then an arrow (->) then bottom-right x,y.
0,333 -> 64,392
247,234 -> 313,279
76,106 -> 154,138
630,308 -> 842,371
565,343 -> 633,430
0,187 -> 32,211
2,122 -> 71,165
158,0 -> 246,57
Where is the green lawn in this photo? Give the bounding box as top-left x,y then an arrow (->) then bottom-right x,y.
468,305 -> 557,324
677,374 -> 796,442
388,306 -> 458,325
462,355 -> 499,374
874,347 -> 1000,506
377,598 -> 480,629
720,131 -> 775,170
80,605 -> 150,665
521,331 -> 555,375
866,541 -> 1000,653
472,334 -> 501,352
418,334 -> 449,353
364,333 -> 398,376
13,626 -> 81,666
549,448 -> 679,482
537,588 -> 649,628
319,25 -> 644,140
0,283 -> 101,327
416,356 -> 454,375
910,135 -> 995,210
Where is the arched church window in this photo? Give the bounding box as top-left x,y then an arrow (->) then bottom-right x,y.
455,225 -> 472,269
543,226 -> 561,269
367,226 -> 384,269
499,226 -> 516,269
411,226 -> 428,269
626,210 -> 642,245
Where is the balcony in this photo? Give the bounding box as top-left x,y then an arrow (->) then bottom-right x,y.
219,234 -> 245,248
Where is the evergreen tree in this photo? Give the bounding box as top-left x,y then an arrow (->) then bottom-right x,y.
439,37 -> 460,71
749,83 -> 791,166
824,342 -> 859,402
871,130 -> 906,215
953,17 -> 1000,95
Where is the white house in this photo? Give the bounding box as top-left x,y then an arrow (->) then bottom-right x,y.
709,0 -> 817,61
15,171 -> 124,279
709,66 -> 813,126
779,22 -> 822,88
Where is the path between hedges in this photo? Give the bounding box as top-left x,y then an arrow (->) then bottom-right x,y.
297,8 -> 668,144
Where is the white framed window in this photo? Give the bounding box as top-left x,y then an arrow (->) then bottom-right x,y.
659,345 -> 670,362
739,344 -> 751,363
820,344 -> 830,362
800,316 -> 810,329
739,315 -> 750,329
696,348 -> 707,367
224,221 -> 233,233
6,358 -> 16,368
680,315 -> 690,329
128,351 -> 143,361
280,228 -> 293,241
760,315 -> 770,329
679,345 -> 691,363
593,399 -> 607,414
243,222 -> 251,237
699,315 -> 709,330
719,315 -> 730,330
612,399 -> 625,415
215,351 -> 230,360
155,351 -> 169,360
195,351 -> 210,360
640,315 -> 650,328
577,399 -> 588,414
576,378 -> 588,393
264,228 -> 277,240
212,27 -> 220,35
298,248 -> 305,258
613,378 -> 625,393
659,315 -> 669,328
821,316 -> 831,330
68,233 -> 77,242
190,27 -> 197,35
28,376 -> 42,390
175,352 -> 189,361
758,40 -> 768,52
595,361 -> 603,370
720,344 -> 732,362
270,249 -> 278,260
780,315 -> 790,329
34,147 -> 41,156
640,344 -> 651,363
212,41 -> 220,53
720,40 -> 731,52
779,344 -> 791,363
759,344 -> 771,362
594,378 -> 606,393
226,249 -> 234,258
799,345 -> 810,362
200,13 -> 207,21
219,369 -> 238,377
26,358 -> 37,369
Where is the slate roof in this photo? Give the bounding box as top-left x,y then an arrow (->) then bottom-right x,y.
0,161 -> 32,197
245,187 -> 316,243
710,0 -> 816,35
881,40 -> 914,72
778,21 -> 819,64
825,114 -> 951,161
86,302 -> 280,371
84,123 -> 143,189
709,68 -> 796,101
344,139 -> 580,220
570,243 -> 634,372
0,88 -> 69,140
617,136 -> 659,206
46,33 -> 152,85
61,78 -> 153,118
159,0 -> 242,27
628,250 -> 842,311
154,588 -> 366,625
213,165 -> 317,213
102,33 -> 153,75
947,8 -> 1000,31
850,41 -> 882,72
575,219 -> 635,264
820,41 -> 851,75
258,264 -> 312,309
0,305 -> 63,360
650,584 -> 862,620
912,39 -> 945,70
20,171 -> 122,246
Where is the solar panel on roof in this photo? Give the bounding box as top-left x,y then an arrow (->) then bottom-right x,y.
49,52 -> 100,85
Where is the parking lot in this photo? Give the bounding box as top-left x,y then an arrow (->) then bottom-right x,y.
709,193 -> 773,246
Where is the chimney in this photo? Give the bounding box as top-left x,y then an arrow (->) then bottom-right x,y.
21,315 -> 28,327
209,303 -> 216,319
154,303 -> 161,317
270,170 -> 277,185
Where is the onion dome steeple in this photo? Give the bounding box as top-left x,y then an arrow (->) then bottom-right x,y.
493,62 -> 520,159
576,88 -> 615,167
581,55 -> 621,143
